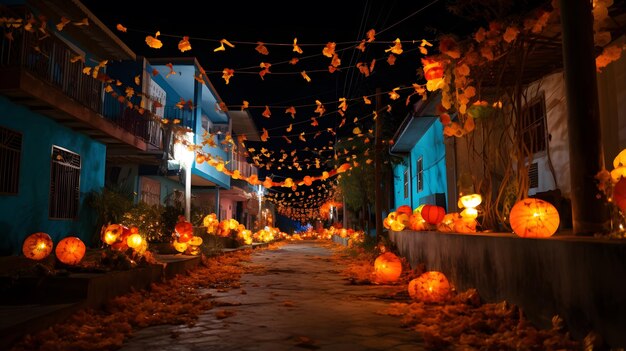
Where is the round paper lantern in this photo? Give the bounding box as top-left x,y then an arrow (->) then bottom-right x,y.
102,224 -> 123,245
509,198 -> 560,238
126,234 -> 143,249
55,237 -> 86,265
396,205 -> 413,216
408,271 -> 451,303
373,252 -> 402,284
421,205 -> 446,225
22,232 -> 54,260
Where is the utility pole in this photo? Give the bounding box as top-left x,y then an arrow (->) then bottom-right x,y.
374,88 -> 383,242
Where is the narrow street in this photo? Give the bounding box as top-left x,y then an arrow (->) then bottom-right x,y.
120,241 -> 423,351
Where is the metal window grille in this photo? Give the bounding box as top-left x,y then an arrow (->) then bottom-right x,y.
403,168 -> 409,198
528,162 -> 539,189
49,146 -> 80,219
417,157 -> 424,192
521,94 -> 547,154
0,126 -> 21,194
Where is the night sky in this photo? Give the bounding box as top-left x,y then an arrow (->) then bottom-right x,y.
78,0 -> 486,213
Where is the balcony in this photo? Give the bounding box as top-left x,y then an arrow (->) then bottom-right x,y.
0,29 -> 163,163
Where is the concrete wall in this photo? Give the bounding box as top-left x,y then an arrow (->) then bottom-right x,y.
0,97 -> 105,254
389,230 -> 626,348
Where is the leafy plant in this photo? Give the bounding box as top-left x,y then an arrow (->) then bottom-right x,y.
87,186 -> 134,245
121,203 -> 165,242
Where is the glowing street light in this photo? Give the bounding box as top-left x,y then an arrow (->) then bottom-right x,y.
174,132 -> 195,221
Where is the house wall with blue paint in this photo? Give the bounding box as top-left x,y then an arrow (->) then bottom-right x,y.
392,120 -> 447,211
0,96 -> 105,255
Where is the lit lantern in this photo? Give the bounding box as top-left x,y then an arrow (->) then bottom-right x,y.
460,194 -> 482,209
390,221 -> 406,232
102,224 -> 123,245
126,234 -> 143,249
413,204 -> 425,215
383,216 -> 395,230
408,271 -> 452,303
454,218 -> 477,233
421,58 -> 444,91
22,232 -> 54,261
409,213 -> 426,231
189,236 -> 203,246
110,226 -> 130,251
373,252 -> 402,284
509,198 -> 560,238
421,205 -> 446,225
55,237 -> 86,266
172,239 -> 188,253
175,216 -> 194,243
437,213 -> 459,232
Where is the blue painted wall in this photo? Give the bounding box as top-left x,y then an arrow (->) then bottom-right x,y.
0,97 -> 105,255
393,120 -> 447,211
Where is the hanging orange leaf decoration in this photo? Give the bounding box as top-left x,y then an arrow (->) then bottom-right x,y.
70,55 -> 84,63
366,29 -> 376,42
338,97 -> 347,112
214,38 -> 235,52
151,68 -> 159,76
178,36 -> 192,52
314,100 -> 325,116
363,96 -> 372,105
356,40 -> 366,52
146,31 -> 163,49
289,57 -> 299,65
331,54 -> 341,68
73,18 -> 89,26
385,38 -> 403,55
259,62 -> 271,80
222,68 -> 234,84
260,128 -> 269,142
356,62 -> 370,77
285,106 -> 296,118
389,87 -> 400,100
337,163 -> 351,173
166,63 -> 176,78
310,117 -> 318,126
241,101 -> 249,110
116,23 -> 127,32
322,42 -> 336,58
387,54 -> 396,66
353,127 -> 362,135
299,133 -> 306,142
301,71 -> 311,82
56,17 -> 70,31
256,42 -> 269,55
328,66 -> 338,73
339,118 -> 346,128
263,177 -> 273,188
293,38 -> 303,54
286,124 -> 293,132
282,135 -> 292,144
503,26 -> 520,43
262,106 -> 271,118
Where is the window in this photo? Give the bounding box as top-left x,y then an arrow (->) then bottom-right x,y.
0,126 -> 22,194
521,94 -> 547,154
49,146 -> 80,219
140,176 -> 161,206
403,168 -> 409,198
417,156 -> 424,192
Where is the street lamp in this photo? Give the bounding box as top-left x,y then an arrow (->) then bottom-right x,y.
174,132 -> 195,221
257,184 -> 264,230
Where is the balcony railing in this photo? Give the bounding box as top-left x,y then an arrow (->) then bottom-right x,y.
163,106 -> 194,129
0,29 -> 162,148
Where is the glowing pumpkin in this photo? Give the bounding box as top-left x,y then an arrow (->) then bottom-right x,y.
373,252 -> 402,284
172,240 -> 188,253
175,217 -> 194,243
103,224 -> 123,245
110,226 -> 130,251
189,236 -> 203,246
396,205 -> 413,216
437,213 -> 459,232
421,205 -> 446,225
454,218 -> 477,233
460,194 -> 482,209
408,271 -> 451,303
408,213 -> 426,231
509,198 -> 560,238
390,221 -> 405,232
126,234 -> 143,249
383,217 -> 394,229
55,237 -> 86,265
22,232 -> 53,260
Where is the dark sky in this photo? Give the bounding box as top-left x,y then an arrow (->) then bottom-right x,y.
80,0 -> 478,211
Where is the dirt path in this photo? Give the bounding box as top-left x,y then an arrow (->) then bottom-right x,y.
119,241 -> 423,351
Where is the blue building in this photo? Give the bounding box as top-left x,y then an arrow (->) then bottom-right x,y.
390,96 -> 448,212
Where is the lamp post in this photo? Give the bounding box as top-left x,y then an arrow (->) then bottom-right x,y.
257,184 -> 264,230
174,132 -> 195,221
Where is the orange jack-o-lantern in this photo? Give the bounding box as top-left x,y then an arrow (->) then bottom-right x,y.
55,237 -> 86,265
408,271 -> 452,303
509,198 -> 560,238
22,232 -> 54,260
102,224 -> 124,245
383,216 -> 394,229
110,226 -> 130,251
390,221 -> 406,232
126,234 -> 143,249
373,252 -> 402,284
613,178 -> 626,212
421,205 -> 446,225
